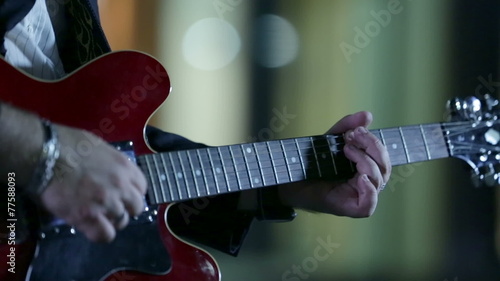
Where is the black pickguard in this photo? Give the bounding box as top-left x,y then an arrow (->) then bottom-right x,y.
27,209 -> 171,281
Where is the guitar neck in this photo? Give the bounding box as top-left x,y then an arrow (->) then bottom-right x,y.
372,123 -> 450,166
138,123 -> 450,205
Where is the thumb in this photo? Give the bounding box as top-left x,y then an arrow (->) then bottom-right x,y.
327,111 -> 373,134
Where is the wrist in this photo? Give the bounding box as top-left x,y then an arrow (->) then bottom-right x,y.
0,103 -> 44,186
25,120 -> 60,200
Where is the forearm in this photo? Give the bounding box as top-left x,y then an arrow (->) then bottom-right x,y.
0,102 -> 44,187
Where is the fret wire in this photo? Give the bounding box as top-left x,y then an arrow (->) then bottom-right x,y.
196,149 -> 211,196
325,136 -> 338,175
281,139 -> 304,182
147,141 -> 452,178
189,137 -> 441,165
228,146 -> 244,190
140,123 -> 450,200
401,127 -> 416,163
177,151 -> 191,199
215,126 -> 443,157
378,129 -> 387,146
152,154 -> 168,203
427,124 -> 449,159
420,125 -> 431,160
218,147 -> 232,192
148,140 -> 448,179
207,148 -> 222,194
159,153 -> 176,202
168,152 -> 185,200
251,144 -> 265,187
399,127 -> 410,163
267,141 -> 281,184
275,140 -> 291,183
240,145 -> 251,187
144,155 -> 159,204
186,150 -> 201,198
294,138 -> 307,178
264,141 -> 278,184
137,135 -> 453,205
280,140 -> 295,183
252,143 -> 267,186
241,145 -> 255,188
382,128 -> 407,165
309,137 -> 323,177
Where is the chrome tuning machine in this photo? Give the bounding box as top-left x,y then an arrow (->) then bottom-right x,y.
470,163 -> 500,187
446,94 -> 499,122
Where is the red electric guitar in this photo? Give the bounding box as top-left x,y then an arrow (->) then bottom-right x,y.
0,51 -> 498,281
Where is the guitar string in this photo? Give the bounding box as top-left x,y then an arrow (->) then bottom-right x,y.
137,141 -> 446,174
442,121 -> 500,152
139,121 -> 495,202
138,143 -> 448,187
138,121 -> 484,173
138,121 -> 481,182
137,123 -> 453,180
138,141 -> 450,203
137,131 -> 449,169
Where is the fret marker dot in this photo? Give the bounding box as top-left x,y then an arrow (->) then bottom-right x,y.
177,172 -> 183,179
291,157 -> 297,163
160,174 -> 166,181
322,153 -> 326,159
253,178 -> 260,184
195,170 -> 201,176
392,143 -> 398,149
216,167 -> 222,174
246,147 -> 252,153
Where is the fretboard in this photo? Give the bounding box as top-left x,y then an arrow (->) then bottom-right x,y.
137,123 -> 450,205
372,123 -> 449,166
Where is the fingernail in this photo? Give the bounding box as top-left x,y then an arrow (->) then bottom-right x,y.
356,127 -> 368,134
345,131 -> 354,141
361,174 -> 370,182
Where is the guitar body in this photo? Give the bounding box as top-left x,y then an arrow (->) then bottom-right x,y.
1,49 -> 498,281
0,51 -> 220,280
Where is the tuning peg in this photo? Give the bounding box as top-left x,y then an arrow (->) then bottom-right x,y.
446,97 -> 461,113
464,96 -> 482,121
446,96 -> 482,121
480,94 -> 499,120
482,94 -> 499,110
470,163 -> 500,187
446,95 -> 500,122
446,97 -> 463,121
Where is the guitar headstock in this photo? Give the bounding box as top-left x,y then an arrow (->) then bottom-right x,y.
446,94 -> 500,187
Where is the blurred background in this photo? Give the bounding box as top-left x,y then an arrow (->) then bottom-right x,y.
99,0 -> 499,280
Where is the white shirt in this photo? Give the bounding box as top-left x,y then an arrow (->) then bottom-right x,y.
3,0 -> 65,80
